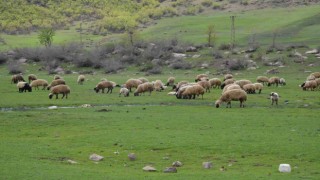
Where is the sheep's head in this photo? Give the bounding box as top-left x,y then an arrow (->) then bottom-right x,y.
49,93 -> 53,99
24,84 -> 32,92
220,83 -> 225,89
47,86 -> 51,90
134,92 -> 139,96
215,100 -> 222,108
93,87 -> 99,93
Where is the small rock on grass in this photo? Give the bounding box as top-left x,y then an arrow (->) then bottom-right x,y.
163,167 -> 177,173
143,165 -> 157,172
89,154 -> 104,161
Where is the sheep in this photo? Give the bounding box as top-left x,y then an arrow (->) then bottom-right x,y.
77,75 -> 85,85
153,80 -> 165,92
256,76 -> 269,85
306,74 -> 316,81
253,83 -> 263,94
195,74 -> 209,82
30,79 -> 48,90
173,80 -> 189,91
242,83 -> 256,94
166,77 -> 175,86
279,78 -> 286,86
53,75 -> 62,80
134,82 -> 154,96
181,84 -> 205,99
209,78 -> 221,89
215,89 -> 247,108
124,79 -> 143,92
222,83 -> 241,94
138,77 -> 149,83
94,80 -> 115,93
311,72 -> 320,79
300,80 -> 317,91
47,79 -> 66,90
197,80 -> 211,92
49,85 -> 70,99
315,78 -> 320,90
267,76 -> 280,87
17,81 -> 32,93
235,79 -> 252,89
220,79 -> 235,89
270,92 -> 279,105
223,74 -> 233,81
175,84 -> 193,99
119,87 -> 130,97
28,74 -> 37,83
11,74 -> 25,84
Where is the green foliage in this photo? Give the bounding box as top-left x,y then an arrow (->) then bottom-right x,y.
38,28 -> 55,47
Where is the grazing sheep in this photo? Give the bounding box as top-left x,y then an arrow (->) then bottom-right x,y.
49,85 -> 70,99
256,76 -> 269,85
53,75 -> 62,80
124,79 -> 143,92
222,83 -> 241,94
197,80 -> 211,92
166,77 -> 175,86
153,80 -> 165,92
47,79 -> 66,90
253,83 -> 263,94
215,89 -> 247,108
181,84 -> 205,99
94,80 -> 115,93
314,78 -> 320,90
306,74 -> 316,81
11,74 -> 25,84
242,83 -> 256,94
270,92 -> 279,105
279,78 -> 286,86
195,74 -> 209,82
134,82 -> 154,96
17,81 -> 32,93
28,74 -> 37,83
311,72 -> 320,79
267,76 -> 280,87
223,74 -> 233,81
30,79 -> 48,90
138,77 -> 149,83
209,78 -> 221,89
175,84 -> 193,99
235,79 -> 252,89
220,79 -> 235,89
77,75 -> 85,85
173,80 -> 189,91
300,80 -> 317,91
119,87 -> 130,97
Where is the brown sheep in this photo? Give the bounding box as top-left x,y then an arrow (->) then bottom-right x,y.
77,75 -> 85,85
30,79 -> 48,90
94,80 -> 115,93
242,83 -> 256,94
124,79 -> 143,92
134,82 -> 154,96
173,80 -> 189,91
49,85 -> 70,99
197,80 -> 211,93
166,77 -> 175,86
300,80 -> 317,91
268,77 -> 280,87
222,83 -> 241,94
215,89 -> 247,108
235,79 -> 252,89
53,75 -> 62,80
311,72 -> 320,79
256,76 -> 269,85
138,77 -> 149,83
220,79 -> 235,89
153,80 -> 165,92
223,74 -> 233,81
253,83 -> 263,94
47,79 -> 66,90
11,74 -> 25,84
209,78 -> 221,89
181,85 -> 205,99
28,74 -> 37,83
195,74 -> 209,82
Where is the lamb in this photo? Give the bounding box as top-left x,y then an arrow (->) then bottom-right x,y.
222,83 -> 241,94
256,76 -> 269,85
49,85 -> 70,99
175,84 -> 193,99
53,75 -> 62,80
300,80 -> 317,91
253,83 -> 263,94
223,74 -> 233,81
267,77 -> 280,87
134,82 -> 154,96
220,79 -> 235,89
172,80 -> 189,91
124,79 -> 143,92
279,78 -> 286,86
138,77 -> 149,83
215,89 -> 247,108
94,80 -> 115,93
11,74 -> 25,84
270,92 -> 279,105
77,75 -> 85,85
30,79 -> 48,90
242,83 -> 256,94
195,74 -> 209,82
181,84 -> 205,99
197,80 -> 211,92
28,74 -> 37,83
119,87 -> 130,97
17,81 -> 32,93
209,78 -> 221,89
47,79 -> 66,90
166,77 -> 175,86
235,79 -> 252,89
153,80 -> 165,91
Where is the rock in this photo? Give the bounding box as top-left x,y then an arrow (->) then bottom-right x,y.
279,164 -> 291,173
172,161 -> 183,167
48,106 -> 58,110
143,165 -> 157,172
201,63 -> 209,69
172,53 -> 186,58
186,46 -> 197,52
163,167 -> 177,173
67,159 -> 78,164
80,104 -> 92,108
128,153 -> 136,161
305,49 -> 318,54
192,54 -> 201,58
89,154 -> 104,161
202,162 -> 213,169
18,58 -> 27,63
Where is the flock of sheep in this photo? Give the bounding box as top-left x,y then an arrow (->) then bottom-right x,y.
11,71 -> 320,108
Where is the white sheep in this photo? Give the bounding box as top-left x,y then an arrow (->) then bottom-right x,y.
153,80 -> 165,92
279,78 -> 286,86
235,79 -> 252,89
47,79 -> 66,90
215,89 -> 247,108
134,82 -> 154,96
53,75 -> 62,80
173,80 -> 189,91
17,81 -> 32,93
181,84 -> 205,99
270,92 -> 279,105
119,87 -> 130,97
49,85 -> 70,99
222,83 -> 241,94
310,72 -> 320,79
77,75 -> 85,85
30,79 -> 48,90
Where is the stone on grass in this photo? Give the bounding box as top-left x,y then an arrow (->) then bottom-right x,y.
67,159 -> 78,164
163,167 -> 177,173
172,161 -> 183,167
279,164 -> 291,173
202,162 -> 213,169
143,165 -> 157,172
89,154 -> 104,161
128,153 -> 136,161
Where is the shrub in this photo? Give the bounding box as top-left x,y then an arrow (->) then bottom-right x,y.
0,53 -> 8,64
7,61 -> 24,74
228,59 -> 249,71
201,0 -> 212,7
103,59 -> 123,73
218,43 -> 231,50
147,65 -> 162,75
168,58 -> 192,70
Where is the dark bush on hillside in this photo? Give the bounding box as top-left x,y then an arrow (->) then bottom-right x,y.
44,59 -> 60,74
14,47 -> 42,62
103,59 -> 123,73
201,0 -> 213,7
228,59 -> 249,71
212,51 -> 223,59
168,58 -> 193,70
7,61 -> 24,74
147,66 -> 162,75
218,43 -> 231,50
0,53 -> 8,64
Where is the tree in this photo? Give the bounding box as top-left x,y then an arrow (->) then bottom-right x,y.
206,24 -> 216,47
38,28 -> 55,47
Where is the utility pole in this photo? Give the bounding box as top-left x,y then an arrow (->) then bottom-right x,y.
230,15 -> 236,49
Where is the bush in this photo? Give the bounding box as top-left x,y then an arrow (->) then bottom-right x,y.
0,53 -> 8,65
228,59 -> 249,71
218,43 -> 231,50
147,66 -> 162,75
7,61 -> 24,74
103,59 -> 123,73
168,58 -> 192,70
201,0 -> 212,7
